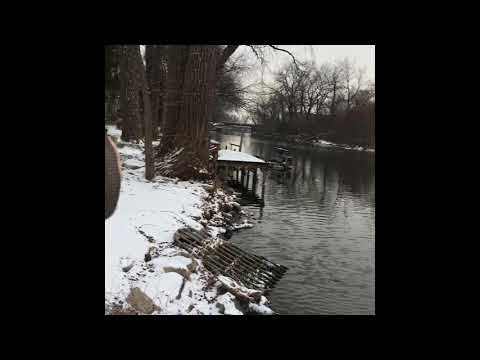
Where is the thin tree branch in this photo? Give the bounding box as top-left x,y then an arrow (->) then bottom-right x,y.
267,45 -> 299,67
247,45 -> 261,62
218,45 -> 240,69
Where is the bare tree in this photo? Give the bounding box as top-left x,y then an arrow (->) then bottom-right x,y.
105,45 -> 121,124
145,45 -> 168,139
321,62 -> 343,117
111,45 -> 154,179
155,45 -> 297,179
136,47 -> 155,180
248,55 -> 374,145
156,46 -> 220,179
337,58 -> 365,112
214,52 -> 251,120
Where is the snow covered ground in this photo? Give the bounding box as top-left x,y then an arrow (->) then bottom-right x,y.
105,126 -> 273,315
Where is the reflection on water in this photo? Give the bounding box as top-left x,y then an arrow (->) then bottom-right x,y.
213,131 -> 375,315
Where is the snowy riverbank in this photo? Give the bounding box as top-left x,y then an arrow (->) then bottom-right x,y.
311,139 -> 375,152
252,132 -> 374,153
105,127 -> 273,315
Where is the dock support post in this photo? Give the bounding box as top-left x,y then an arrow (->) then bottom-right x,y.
261,169 -> 267,201
252,169 -> 258,196
240,167 -> 245,192
246,169 -> 250,192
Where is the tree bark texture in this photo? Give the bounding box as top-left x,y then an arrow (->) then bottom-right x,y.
145,45 -> 168,139
119,46 -> 142,142
135,47 -> 155,181
157,46 -> 219,179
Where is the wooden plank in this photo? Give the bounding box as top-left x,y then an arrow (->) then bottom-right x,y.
213,247 -> 273,288
218,160 -> 271,169
216,245 -> 276,284
174,226 -> 288,291
224,243 -> 287,276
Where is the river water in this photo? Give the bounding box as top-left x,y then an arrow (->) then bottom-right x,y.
212,131 -> 375,315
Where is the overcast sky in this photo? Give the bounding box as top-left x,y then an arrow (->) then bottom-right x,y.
234,45 -> 375,87
139,45 -> 374,120
140,45 -> 374,82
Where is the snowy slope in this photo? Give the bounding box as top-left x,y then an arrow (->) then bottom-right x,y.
105,127 -> 273,315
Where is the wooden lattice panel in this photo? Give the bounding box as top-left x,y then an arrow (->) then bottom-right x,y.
174,227 -> 288,291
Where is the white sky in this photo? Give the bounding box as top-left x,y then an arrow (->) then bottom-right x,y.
140,44 -> 375,84
234,45 -> 375,87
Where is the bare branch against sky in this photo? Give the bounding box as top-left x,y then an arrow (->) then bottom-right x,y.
141,45 -> 374,84
138,45 -> 374,120
236,45 -> 375,86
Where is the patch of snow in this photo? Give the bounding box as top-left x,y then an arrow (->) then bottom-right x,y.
248,302 -> 275,315
313,138 -> 375,153
123,158 -> 144,169
106,125 -> 122,139
232,220 -> 254,230
218,150 -> 265,164
143,272 -> 184,302
217,293 -> 243,315
158,256 -> 192,269
105,141 -> 273,315
118,146 -> 143,158
317,140 -> 335,146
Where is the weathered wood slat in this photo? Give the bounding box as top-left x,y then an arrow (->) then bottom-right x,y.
177,228 -> 206,245
214,247 -> 267,280
209,248 -> 266,289
203,256 -> 249,287
219,246 -> 283,289
207,253 -> 260,288
174,227 -> 287,291
205,249 -> 267,290
214,245 -> 277,285
223,243 -> 287,278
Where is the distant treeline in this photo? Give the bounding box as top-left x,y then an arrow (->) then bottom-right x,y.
249,58 -> 375,148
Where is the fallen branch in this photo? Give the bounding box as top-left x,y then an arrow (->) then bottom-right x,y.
176,277 -> 187,300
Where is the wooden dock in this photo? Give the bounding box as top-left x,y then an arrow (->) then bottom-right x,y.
174,227 -> 288,292
215,149 -> 271,205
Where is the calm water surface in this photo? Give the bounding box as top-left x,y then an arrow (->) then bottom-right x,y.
212,131 -> 375,315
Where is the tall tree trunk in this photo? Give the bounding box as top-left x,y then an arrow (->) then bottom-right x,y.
158,46 -> 189,154
179,45 -> 218,162
134,47 -> 155,181
141,89 -> 154,180
330,82 -> 337,117
119,46 -> 142,142
156,46 -> 219,180
117,45 -> 154,179
145,45 -> 168,139
346,78 -> 351,112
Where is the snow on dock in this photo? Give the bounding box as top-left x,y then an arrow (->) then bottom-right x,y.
216,150 -> 270,205
218,150 -> 266,164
